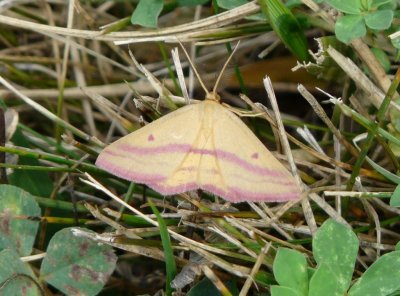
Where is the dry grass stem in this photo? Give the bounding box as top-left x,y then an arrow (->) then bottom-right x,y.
3,2 -> 400,294
238,243 -> 270,296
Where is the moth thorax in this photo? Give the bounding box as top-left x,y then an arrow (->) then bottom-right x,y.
205,92 -> 221,102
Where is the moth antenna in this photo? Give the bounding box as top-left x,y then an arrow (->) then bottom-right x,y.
212,41 -> 240,96
177,40 -> 210,96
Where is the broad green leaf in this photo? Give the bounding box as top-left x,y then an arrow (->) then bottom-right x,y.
9,128 -> 53,197
325,0 -> 362,14
309,263 -> 341,296
40,227 -> 117,296
258,0 -> 310,61
0,184 -> 41,256
217,0 -> 248,9
349,251 -> 400,296
371,0 -> 395,8
273,248 -> 308,296
149,200 -> 176,296
364,9 -> 393,30
0,249 -> 41,296
271,285 -> 302,296
335,15 -> 366,43
307,267 -> 316,280
187,278 -> 238,296
396,241 -> 400,250
177,0 -> 209,6
370,47 -> 391,72
131,0 -> 163,28
313,219 -> 358,295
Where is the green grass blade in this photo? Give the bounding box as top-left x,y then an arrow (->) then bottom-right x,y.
390,185 -> 400,207
258,0 -> 310,61
335,101 -> 400,146
148,199 -> 177,296
346,66 -> 400,190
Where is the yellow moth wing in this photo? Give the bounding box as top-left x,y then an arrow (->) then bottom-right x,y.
206,101 -> 300,202
96,103 -> 205,187
96,100 -> 301,202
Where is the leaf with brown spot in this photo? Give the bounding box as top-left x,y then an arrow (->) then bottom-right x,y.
0,249 -> 41,295
0,185 -> 41,256
40,227 -> 117,296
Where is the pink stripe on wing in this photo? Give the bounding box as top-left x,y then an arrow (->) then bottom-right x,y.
96,157 -> 166,183
117,143 -> 286,178
148,181 -> 300,202
177,165 -> 297,186
97,154 -> 300,202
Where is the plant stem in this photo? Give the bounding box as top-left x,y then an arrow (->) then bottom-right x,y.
346,66 -> 400,190
0,108 -> 7,184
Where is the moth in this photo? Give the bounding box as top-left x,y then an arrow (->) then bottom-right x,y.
96,45 -> 301,203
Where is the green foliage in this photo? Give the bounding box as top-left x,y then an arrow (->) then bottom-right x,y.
390,184 -> 400,206
0,185 -> 117,295
325,0 -> 394,43
309,263 -> 343,296
0,249 -> 42,295
312,219 -> 358,295
129,0 -> 310,63
40,227 -> 117,296
258,0 -> 310,61
272,219 -> 400,296
0,184 -> 41,256
217,0 -> 247,9
131,0 -> 164,28
334,15 -> 366,43
370,48 -> 391,72
364,154 -> 400,184
271,285 -> 302,296
131,0 -> 210,28
177,0 -> 210,6
149,200 -> 177,296
348,251 -> 400,296
396,242 -> 400,250
273,248 -> 308,296
6,0 -> 400,295
388,99 -> 400,155
9,128 -> 53,197
216,0 -> 266,21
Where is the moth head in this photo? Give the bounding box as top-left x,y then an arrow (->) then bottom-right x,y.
178,41 -> 240,105
205,92 -> 221,102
